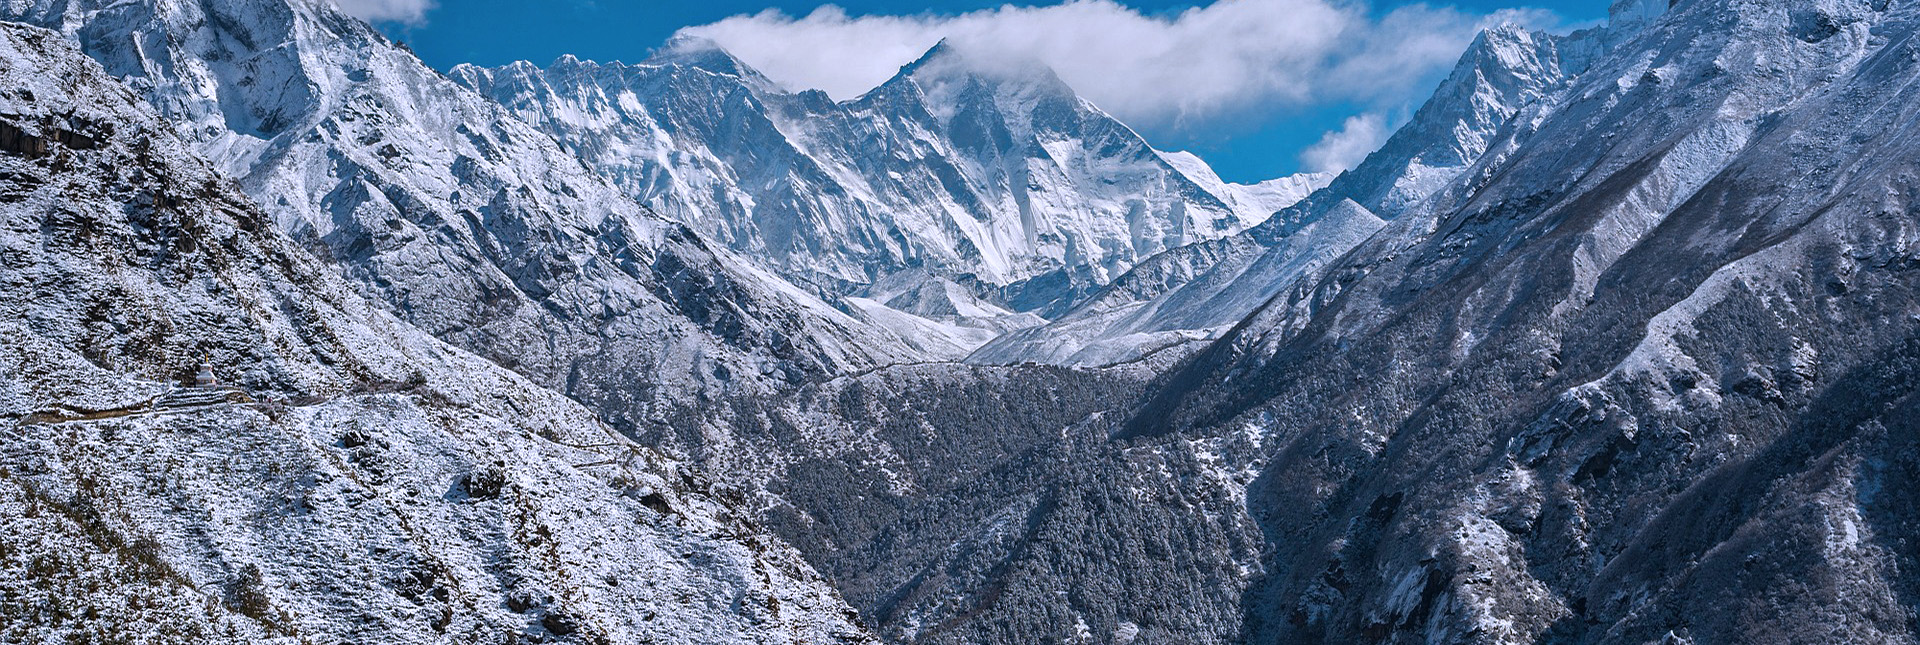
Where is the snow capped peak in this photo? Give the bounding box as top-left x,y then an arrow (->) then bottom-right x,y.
1274,21 -> 1578,226
1467,23 -> 1558,76
905,36 -> 959,66
1160,150 -> 1333,228
971,20 -> 1592,367
659,32 -> 728,55
457,29 -> 1317,325
888,37 -> 1079,104
647,34 -> 779,87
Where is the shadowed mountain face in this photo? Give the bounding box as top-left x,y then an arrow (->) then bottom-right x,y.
1131,0 -> 1920,641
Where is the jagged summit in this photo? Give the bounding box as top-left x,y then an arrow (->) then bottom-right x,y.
897,37 -> 959,74
461,35 -> 766,81
1284,22 -> 1586,227
873,36 -> 1102,139
455,31 -> 1325,343
641,34 -> 782,88
886,36 -> 1071,91
651,33 -> 732,62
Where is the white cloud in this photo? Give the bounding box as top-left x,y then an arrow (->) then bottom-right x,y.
330,0 -> 435,24
680,1 -> 1561,130
1299,112 -> 1390,173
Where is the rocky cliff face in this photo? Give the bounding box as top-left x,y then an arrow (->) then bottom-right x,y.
452,38 -> 1326,328
0,21 -> 872,643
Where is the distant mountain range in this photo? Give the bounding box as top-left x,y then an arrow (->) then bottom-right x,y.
6,0 -> 1920,643
452,36 -> 1328,356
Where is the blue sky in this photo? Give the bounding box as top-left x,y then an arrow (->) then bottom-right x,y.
373,0 -> 1607,182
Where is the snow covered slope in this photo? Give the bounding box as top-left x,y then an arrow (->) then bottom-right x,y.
0,0 -> 933,426
1135,0 -> 1920,640
452,38 -> 1327,321
16,0 -> 1919,642
0,21 -> 873,643
973,24 -> 1586,366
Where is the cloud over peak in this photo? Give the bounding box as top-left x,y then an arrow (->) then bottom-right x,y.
1300,112 -> 1390,173
331,0 -> 435,24
680,1 -> 1561,134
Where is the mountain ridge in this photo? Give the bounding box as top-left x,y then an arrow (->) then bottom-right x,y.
451,36 -> 1328,334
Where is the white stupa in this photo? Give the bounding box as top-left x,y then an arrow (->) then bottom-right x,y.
194,360 -> 218,388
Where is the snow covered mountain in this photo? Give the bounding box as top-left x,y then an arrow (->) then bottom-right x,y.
10,0 -> 1920,642
0,0 -> 935,429
451,38 -> 1327,327
657,18 -> 1646,644
1131,0 -> 1920,640
0,21 -> 872,643
973,24 -> 1592,366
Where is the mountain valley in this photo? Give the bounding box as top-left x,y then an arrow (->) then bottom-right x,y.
4,0 -> 1919,643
